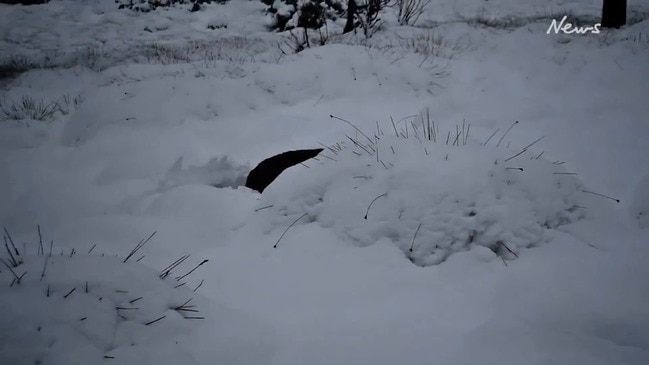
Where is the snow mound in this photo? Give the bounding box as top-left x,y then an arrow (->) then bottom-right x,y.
159,155 -> 249,190
0,236 -> 208,365
259,121 -> 585,266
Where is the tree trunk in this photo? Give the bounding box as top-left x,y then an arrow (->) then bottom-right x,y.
601,0 -> 626,29
343,0 -> 357,34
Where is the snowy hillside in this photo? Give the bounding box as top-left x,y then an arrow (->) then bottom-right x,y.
1,0 -> 648,364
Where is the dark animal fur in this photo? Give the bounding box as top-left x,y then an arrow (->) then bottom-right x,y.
245,148 -> 324,193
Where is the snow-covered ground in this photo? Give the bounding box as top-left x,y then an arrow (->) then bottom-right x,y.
1,0 -> 649,364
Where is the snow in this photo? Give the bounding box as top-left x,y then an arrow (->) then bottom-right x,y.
1,0 -> 649,364
258,131 -> 586,265
0,245 -> 275,365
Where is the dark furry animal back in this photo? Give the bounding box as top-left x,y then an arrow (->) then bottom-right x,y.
245,148 -> 324,193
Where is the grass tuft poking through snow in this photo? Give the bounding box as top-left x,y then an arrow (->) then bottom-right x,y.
0,94 -> 84,122
0,227 -> 208,365
259,113 -> 586,266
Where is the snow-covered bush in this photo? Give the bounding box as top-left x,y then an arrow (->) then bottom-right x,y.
258,116 -> 586,266
116,0 -> 226,13
264,0 -> 344,31
0,228 -> 208,364
395,0 -> 430,26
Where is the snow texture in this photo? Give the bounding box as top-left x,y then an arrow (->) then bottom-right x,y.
1,0 -> 649,364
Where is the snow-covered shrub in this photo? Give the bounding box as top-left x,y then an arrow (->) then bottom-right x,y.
258,116 -> 586,266
116,0 -> 226,13
352,0 -> 390,38
264,0 -> 344,31
0,229 -> 208,364
395,0 -> 430,26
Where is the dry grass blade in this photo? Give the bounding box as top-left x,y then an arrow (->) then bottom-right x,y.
505,149 -> 527,162
580,189 -> 620,203
175,259 -> 209,281
496,121 -> 519,147
144,315 -> 166,326
3,227 -> 22,266
123,231 -> 156,263
274,212 -> 309,248
483,128 -> 500,146
409,224 -> 423,252
159,255 -> 190,279
0,258 -> 21,283
364,193 -> 388,219
40,257 -> 48,282
330,114 -> 374,145
37,224 -> 44,256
